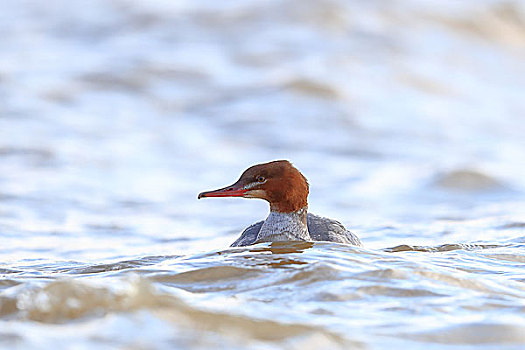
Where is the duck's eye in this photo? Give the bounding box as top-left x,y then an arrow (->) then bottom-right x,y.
256,176 -> 266,183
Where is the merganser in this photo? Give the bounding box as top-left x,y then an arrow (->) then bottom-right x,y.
198,160 -> 362,247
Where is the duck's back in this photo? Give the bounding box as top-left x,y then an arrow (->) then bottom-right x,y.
230,213 -> 362,247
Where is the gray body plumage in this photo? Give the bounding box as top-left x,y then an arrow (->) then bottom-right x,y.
230,212 -> 362,247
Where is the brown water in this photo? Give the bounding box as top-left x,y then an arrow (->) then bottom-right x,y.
1,0 -> 525,349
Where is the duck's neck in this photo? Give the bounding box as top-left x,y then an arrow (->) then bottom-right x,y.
255,206 -> 310,243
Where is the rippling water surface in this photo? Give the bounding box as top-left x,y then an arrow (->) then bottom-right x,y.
1,0 -> 525,349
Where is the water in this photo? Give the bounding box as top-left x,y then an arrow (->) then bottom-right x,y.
1,0 -> 525,349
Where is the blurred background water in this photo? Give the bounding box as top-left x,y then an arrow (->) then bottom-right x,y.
1,0 -> 525,349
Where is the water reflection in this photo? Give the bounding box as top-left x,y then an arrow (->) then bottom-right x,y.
249,241 -> 315,254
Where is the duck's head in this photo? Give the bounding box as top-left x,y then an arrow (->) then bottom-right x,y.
198,160 -> 309,213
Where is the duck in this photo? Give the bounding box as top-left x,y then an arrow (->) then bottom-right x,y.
198,160 -> 362,247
